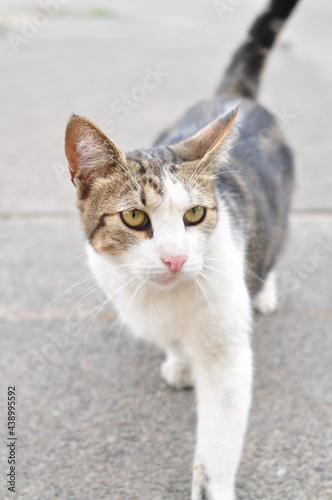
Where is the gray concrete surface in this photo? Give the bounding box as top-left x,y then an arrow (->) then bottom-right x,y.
0,1 -> 331,499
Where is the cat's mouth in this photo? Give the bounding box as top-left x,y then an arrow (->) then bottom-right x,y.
154,273 -> 182,288
151,265 -> 199,288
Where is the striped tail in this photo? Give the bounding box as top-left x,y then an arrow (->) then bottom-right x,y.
217,0 -> 300,99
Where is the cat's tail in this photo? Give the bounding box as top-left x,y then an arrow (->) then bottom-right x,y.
216,0 -> 300,100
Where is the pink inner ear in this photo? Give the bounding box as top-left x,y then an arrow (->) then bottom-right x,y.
65,123 -> 85,183
65,115 -> 127,194
65,120 -> 103,188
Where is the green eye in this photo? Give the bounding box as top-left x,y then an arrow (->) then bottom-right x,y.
121,209 -> 147,228
184,206 -> 205,225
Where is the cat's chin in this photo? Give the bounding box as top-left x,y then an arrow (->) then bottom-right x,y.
152,274 -> 184,289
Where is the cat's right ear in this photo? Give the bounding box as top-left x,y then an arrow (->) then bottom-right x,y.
64,115 -> 126,198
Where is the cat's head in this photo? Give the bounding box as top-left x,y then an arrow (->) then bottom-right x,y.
64,108 -> 238,289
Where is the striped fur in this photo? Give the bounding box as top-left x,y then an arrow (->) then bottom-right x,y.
217,0 -> 300,99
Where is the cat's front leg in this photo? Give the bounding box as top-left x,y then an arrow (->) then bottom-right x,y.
191,338 -> 252,500
161,345 -> 193,389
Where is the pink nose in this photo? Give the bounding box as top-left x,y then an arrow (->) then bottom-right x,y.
162,255 -> 187,273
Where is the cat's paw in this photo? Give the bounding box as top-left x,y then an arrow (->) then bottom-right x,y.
253,270 -> 277,314
192,462 -> 235,500
192,462 -> 210,500
161,358 -> 193,389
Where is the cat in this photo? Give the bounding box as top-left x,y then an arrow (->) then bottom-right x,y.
64,0 -> 299,498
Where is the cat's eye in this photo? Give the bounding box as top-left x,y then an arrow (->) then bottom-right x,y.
121,209 -> 148,229
184,206 -> 205,225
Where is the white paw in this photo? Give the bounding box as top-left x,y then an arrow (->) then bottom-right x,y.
253,270 -> 277,314
192,462 -> 235,500
161,358 -> 193,389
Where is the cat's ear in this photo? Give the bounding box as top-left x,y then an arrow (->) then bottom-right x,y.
64,115 -> 126,198
172,106 -> 239,166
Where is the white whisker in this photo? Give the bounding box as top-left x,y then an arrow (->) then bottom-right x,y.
63,272 -> 137,332
83,295 -> 112,357
194,275 -> 217,334
109,277 -> 147,357
188,139 -> 256,189
93,147 -> 144,195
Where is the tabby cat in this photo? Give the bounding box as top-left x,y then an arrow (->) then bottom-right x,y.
64,0 -> 299,498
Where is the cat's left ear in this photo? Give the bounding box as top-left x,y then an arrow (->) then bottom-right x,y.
65,115 -> 126,198
172,105 -> 239,167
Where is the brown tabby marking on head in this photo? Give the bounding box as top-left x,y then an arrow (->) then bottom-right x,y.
84,152 -> 220,255
81,177 -> 150,255
65,109 -> 239,256
89,213 -> 148,255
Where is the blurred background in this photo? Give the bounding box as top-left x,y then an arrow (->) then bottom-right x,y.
1,1 -> 331,499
